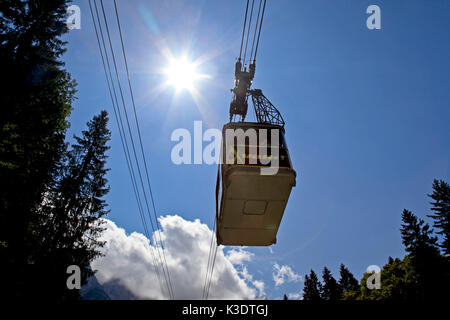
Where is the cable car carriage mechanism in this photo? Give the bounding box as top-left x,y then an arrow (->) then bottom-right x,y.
215,59 -> 297,246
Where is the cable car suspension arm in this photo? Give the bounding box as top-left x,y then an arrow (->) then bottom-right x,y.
249,89 -> 285,127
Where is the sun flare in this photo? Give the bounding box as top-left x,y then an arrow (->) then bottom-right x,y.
164,57 -> 203,92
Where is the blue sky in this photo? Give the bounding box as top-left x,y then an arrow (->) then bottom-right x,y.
63,0 -> 450,299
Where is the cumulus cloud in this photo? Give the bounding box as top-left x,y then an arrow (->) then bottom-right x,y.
252,280 -> 265,297
240,266 -> 266,297
272,263 -> 302,287
288,292 -> 302,300
226,247 -> 254,265
90,216 -> 264,299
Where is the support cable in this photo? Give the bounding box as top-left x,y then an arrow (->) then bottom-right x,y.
97,0 -> 173,299
112,0 -> 175,300
242,0 -> 255,66
202,217 -> 216,299
88,0 -> 166,298
253,0 -> 266,61
205,241 -> 219,300
239,0 -> 250,61
250,0 -> 263,62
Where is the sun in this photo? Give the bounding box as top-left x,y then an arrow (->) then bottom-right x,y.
164,57 -> 203,92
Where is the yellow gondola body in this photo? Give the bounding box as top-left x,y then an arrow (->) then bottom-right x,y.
216,122 -> 296,246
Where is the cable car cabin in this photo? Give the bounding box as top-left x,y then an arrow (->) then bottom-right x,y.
216,122 -> 296,246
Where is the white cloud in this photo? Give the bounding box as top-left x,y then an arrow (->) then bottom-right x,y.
253,280 -> 265,297
91,216 -> 264,299
288,292 -> 302,300
240,266 -> 265,297
226,247 -> 254,265
272,263 -> 302,287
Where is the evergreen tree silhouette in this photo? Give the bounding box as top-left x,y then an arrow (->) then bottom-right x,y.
321,266 -> 342,300
401,209 -> 447,299
36,111 -> 111,299
0,0 -> 76,298
302,270 -> 322,300
338,264 -> 359,299
427,179 -> 450,257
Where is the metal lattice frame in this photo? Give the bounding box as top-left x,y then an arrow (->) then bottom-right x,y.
248,89 -> 285,127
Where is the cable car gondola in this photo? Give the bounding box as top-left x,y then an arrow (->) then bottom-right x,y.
215,0 -> 296,246
216,119 -> 296,246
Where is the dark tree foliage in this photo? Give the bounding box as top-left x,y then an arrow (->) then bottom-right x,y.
339,264 -> 359,299
358,256 -> 415,300
305,180 -> 450,301
356,192 -> 450,300
35,111 -> 111,299
427,179 -> 450,257
321,266 -> 342,301
401,210 -> 439,257
0,0 -> 111,300
400,209 -> 448,299
302,270 -> 322,301
0,0 -> 75,297
283,294 -> 288,300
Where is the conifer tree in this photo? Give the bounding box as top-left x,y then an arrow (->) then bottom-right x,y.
0,0 -> 75,297
321,266 -> 342,300
338,264 -> 359,299
302,270 -> 322,300
36,111 -> 111,299
427,179 -> 450,257
401,209 -> 447,299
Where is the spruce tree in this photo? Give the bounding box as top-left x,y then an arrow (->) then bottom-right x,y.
401,209 -> 447,299
427,179 -> 450,257
0,0 -> 75,297
339,264 -> 359,298
321,266 -> 342,300
302,270 -> 322,300
36,111 -> 111,299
